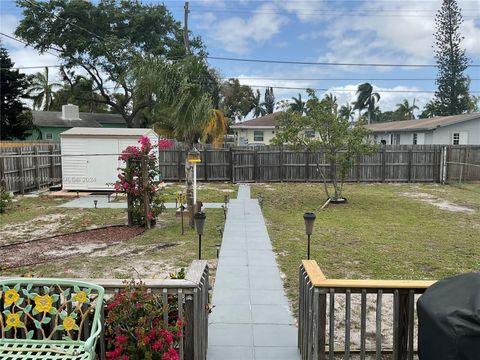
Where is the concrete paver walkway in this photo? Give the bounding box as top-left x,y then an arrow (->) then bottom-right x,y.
58,196 -> 223,209
208,185 -> 300,360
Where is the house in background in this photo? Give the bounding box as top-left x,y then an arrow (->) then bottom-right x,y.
368,113 -> 480,145
27,104 -> 127,140
231,113 -> 278,146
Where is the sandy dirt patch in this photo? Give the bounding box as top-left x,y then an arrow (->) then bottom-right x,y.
398,192 -> 475,213
0,226 -> 144,269
0,213 -> 71,246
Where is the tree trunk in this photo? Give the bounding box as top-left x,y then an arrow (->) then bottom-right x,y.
185,145 -> 195,228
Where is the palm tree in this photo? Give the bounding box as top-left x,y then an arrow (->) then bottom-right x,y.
290,93 -> 305,113
339,102 -> 355,121
202,109 -> 228,145
395,98 -> 419,120
353,82 -> 380,124
252,90 -> 266,118
27,67 -> 61,111
324,93 -> 338,114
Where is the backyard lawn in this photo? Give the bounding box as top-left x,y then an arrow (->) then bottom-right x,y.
0,182 -> 236,279
251,182 -> 480,310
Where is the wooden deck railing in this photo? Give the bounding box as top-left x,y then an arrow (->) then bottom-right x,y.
298,260 -> 436,360
1,260 -> 209,360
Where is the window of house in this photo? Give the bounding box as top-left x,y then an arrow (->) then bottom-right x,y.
304,130 -> 315,138
413,133 -> 418,145
45,133 -> 53,140
253,130 -> 264,142
452,132 -> 460,145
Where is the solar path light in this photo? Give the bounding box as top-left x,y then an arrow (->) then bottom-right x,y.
303,212 -> 316,260
187,147 -> 201,207
194,212 -> 206,259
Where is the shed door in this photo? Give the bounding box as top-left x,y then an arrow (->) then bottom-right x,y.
87,138 -> 119,190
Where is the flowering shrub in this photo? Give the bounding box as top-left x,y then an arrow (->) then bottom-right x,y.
105,282 -> 184,360
115,136 -> 167,226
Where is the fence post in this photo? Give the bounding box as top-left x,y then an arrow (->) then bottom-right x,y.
407,149 -> 413,183
178,149 -> 183,182
17,147 -> 24,194
253,150 -> 257,182
0,148 -> 5,189
356,155 -> 361,182
230,148 -> 234,182
305,151 -> 309,182
318,291 -> 327,360
204,150 -> 208,181
34,146 -> 41,189
126,158 -> 134,226
395,290 -> 411,360
49,145 -> 56,185
184,294 -> 195,360
381,146 -> 387,183
280,148 -> 284,182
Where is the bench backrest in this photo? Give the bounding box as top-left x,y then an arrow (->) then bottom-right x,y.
1,278 -> 105,342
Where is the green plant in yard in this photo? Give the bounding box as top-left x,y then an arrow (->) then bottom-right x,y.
273,90 -> 378,201
105,281 -> 183,360
0,185 -> 12,213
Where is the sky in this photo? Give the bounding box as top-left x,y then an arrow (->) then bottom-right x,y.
1,0 -> 479,118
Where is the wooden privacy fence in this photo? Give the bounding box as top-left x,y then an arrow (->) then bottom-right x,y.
0,260 -> 210,360
0,143 -> 62,193
159,145 -> 480,184
298,261 -> 436,360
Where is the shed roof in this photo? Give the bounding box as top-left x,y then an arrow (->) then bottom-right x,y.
368,113 -> 480,132
60,127 -> 157,137
231,113 -> 278,129
32,111 -> 126,128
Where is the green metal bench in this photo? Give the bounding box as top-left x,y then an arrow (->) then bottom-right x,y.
1,278 -> 105,360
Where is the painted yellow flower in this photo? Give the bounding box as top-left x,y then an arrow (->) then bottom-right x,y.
63,316 -> 77,331
4,289 -> 20,306
6,313 -> 23,329
74,291 -> 88,303
34,294 -> 53,313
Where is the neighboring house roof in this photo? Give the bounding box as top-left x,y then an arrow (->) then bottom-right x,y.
60,127 -> 157,137
32,111 -> 126,128
231,113 -> 278,129
368,113 -> 480,132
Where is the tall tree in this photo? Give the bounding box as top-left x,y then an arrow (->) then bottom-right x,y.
419,100 -> 438,118
339,102 -> 355,121
324,93 -> 338,114
15,0 -> 204,127
395,99 -> 419,120
27,67 -> 60,111
290,93 -> 305,114
263,87 -> 275,114
432,0 -> 471,115
219,78 -> 254,123
273,90 -> 377,200
252,90 -> 266,118
353,82 -> 380,124
0,46 -> 34,140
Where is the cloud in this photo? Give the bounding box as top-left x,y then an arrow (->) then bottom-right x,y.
275,0 -> 332,23
315,0 -> 480,65
209,3 -> 288,54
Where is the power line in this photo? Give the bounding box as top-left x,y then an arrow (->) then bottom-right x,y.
223,77 -> 480,81
0,32 -> 61,58
247,85 -> 480,94
207,56 -> 480,68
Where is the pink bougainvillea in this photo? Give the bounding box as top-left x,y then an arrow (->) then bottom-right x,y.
115,136 -> 165,226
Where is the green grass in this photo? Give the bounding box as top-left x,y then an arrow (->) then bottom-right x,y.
0,183 -> 235,279
251,182 -> 480,311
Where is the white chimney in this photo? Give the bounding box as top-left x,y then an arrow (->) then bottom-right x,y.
62,104 -> 80,120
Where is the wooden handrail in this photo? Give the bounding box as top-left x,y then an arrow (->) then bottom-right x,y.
302,260 -> 436,289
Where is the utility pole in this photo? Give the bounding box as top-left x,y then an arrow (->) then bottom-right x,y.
183,1 -> 190,55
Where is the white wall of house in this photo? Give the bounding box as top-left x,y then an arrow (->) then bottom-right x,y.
371,118 -> 480,145
234,128 -> 277,145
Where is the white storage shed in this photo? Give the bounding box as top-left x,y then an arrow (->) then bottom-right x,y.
60,127 -> 159,191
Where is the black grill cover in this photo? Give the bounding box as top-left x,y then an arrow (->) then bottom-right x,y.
417,272 -> 480,360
